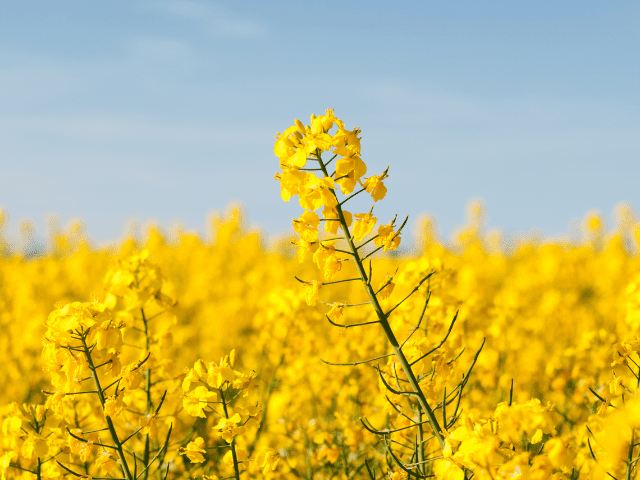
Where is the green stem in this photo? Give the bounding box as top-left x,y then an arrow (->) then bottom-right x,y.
80,332 -> 134,480
627,429 -> 634,480
417,409 -> 424,477
318,153 -> 445,448
140,307 -> 152,480
220,388 -> 242,480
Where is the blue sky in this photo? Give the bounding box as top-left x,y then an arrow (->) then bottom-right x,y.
1,1 -> 639,247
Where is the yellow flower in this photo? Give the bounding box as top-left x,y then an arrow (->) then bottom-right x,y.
388,470 -> 409,480
20,434 -> 48,460
305,130 -> 333,153
302,280 -> 322,307
322,206 -> 352,234
292,238 -> 318,263
103,394 -> 125,419
0,452 -> 17,479
275,168 -> 307,202
374,221 -> 401,252
317,445 -> 341,463
597,398 -> 612,414
2,415 -> 21,436
120,362 -> 143,390
256,448 -> 281,475
41,341 -> 64,373
363,173 -> 388,202
182,359 -> 207,392
213,413 -> 245,442
94,325 -> 123,351
493,399 -> 556,445
611,342 -> 633,366
235,403 -> 262,428
138,413 -> 158,438
223,448 -> 247,470
313,241 -> 342,280
335,156 -> 367,195
46,302 -> 110,342
609,375 -> 624,394
274,126 -> 297,159
103,268 -> 135,297
299,175 -> 337,211
378,273 -> 395,300
352,213 -> 377,241
544,438 -> 575,472
69,429 -> 94,462
45,391 -> 66,416
60,353 -> 90,393
274,125 -> 312,169
96,451 -> 119,474
310,109 -> 336,133
207,364 -> 236,389
332,127 -> 362,157
327,303 -> 346,323
183,386 -> 217,417
179,437 -> 207,463
293,210 -> 320,242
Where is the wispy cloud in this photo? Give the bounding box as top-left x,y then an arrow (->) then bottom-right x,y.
154,0 -> 267,40
355,78 -> 640,160
126,35 -> 194,61
0,115 -> 270,145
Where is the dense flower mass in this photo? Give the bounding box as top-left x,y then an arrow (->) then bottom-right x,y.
1,112 -> 640,478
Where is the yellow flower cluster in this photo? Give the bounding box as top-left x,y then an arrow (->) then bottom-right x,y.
275,109 -> 397,278
0,244 -> 280,479
179,351 -> 275,476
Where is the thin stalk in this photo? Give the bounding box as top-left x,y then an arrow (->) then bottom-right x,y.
627,429 -> 635,480
417,410 -> 424,477
317,153 -> 445,448
140,307 -> 152,480
80,332 -> 134,480
220,388 -> 241,480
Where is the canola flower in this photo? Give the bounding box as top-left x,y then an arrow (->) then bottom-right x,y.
0,114 -> 640,478
275,110 -> 474,476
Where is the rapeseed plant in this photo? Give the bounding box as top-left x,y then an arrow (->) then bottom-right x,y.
2,248 -> 277,479
274,110 -> 486,478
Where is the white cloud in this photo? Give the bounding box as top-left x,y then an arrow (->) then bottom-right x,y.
154,0 -> 267,40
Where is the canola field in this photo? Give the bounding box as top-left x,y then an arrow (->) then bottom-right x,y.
2,111 -> 640,479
